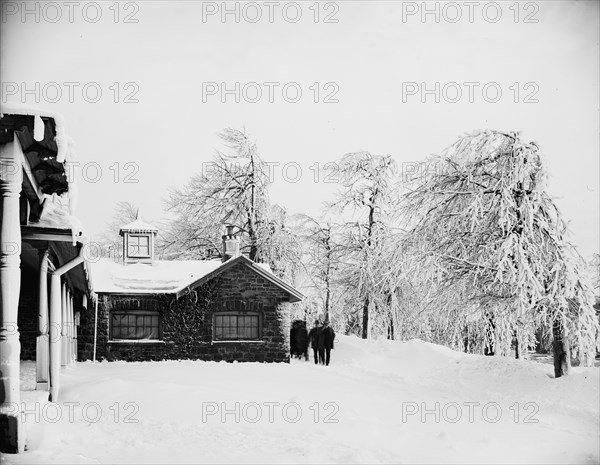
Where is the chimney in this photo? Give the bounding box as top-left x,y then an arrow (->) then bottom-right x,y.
222,225 -> 240,262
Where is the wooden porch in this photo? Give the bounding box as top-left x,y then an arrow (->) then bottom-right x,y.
1,108 -> 92,453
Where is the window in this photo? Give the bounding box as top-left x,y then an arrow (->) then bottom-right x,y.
110,311 -> 161,340
214,313 -> 260,341
127,234 -> 150,258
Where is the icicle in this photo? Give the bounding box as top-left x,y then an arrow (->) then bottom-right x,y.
34,114 -> 45,141
66,137 -> 78,215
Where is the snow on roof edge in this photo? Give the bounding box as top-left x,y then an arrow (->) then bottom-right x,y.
2,101 -> 79,216
1,101 -> 74,164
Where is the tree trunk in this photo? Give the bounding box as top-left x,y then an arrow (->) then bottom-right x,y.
484,313 -> 496,356
324,289 -> 330,324
361,295 -> 369,339
552,318 -> 570,378
324,255 -> 331,323
361,203 -> 375,341
247,210 -> 258,261
387,316 -> 394,340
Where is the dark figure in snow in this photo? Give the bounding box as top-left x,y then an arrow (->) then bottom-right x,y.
307,320 -> 323,364
290,320 -> 309,360
319,320 -> 336,366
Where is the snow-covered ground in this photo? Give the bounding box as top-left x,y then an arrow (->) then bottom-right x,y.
3,336 -> 598,464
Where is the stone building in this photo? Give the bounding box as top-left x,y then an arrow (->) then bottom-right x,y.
84,220 -> 303,363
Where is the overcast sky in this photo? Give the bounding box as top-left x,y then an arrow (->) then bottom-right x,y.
1,0 -> 598,258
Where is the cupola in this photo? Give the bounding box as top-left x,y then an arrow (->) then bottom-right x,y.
119,210 -> 158,264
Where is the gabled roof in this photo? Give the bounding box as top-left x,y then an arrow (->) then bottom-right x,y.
90,255 -> 304,303
119,210 -> 158,235
177,255 -> 304,302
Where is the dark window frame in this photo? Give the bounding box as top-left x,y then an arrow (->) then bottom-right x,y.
127,234 -> 151,258
213,312 -> 262,341
110,310 -> 162,341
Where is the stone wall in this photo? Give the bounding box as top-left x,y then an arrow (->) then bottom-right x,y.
79,261 -> 291,363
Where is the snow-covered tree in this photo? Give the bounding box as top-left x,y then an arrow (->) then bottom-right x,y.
165,128 -> 269,260
95,201 -> 138,259
164,128 -> 300,280
254,204 -> 302,282
402,130 -> 599,377
295,215 -> 344,324
329,151 -> 399,338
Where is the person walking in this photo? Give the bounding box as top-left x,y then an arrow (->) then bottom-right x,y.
316,327 -> 326,365
290,320 -> 309,360
307,319 -> 322,365
322,320 -> 336,366
290,322 -> 298,358
296,320 -> 309,361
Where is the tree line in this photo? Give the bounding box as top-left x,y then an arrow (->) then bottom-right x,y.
99,128 -> 600,378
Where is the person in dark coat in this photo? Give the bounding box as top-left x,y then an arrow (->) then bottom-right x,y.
321,321 -> 335,366
307,320 -> 323,365
290,320 -> 309,360
290,323 -> 297,358
315,322 -> 326,365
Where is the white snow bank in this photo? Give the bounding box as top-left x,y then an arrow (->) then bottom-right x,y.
5,336 -> 598,464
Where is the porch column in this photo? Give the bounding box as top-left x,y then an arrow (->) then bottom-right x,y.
72,298 -> 78,363
68,292 -> 74,364
0,136 -> 24,453
61,283 -> 68,367
36,250 -> 49,390
49,249 -> 84,402
49,275 -> 62,402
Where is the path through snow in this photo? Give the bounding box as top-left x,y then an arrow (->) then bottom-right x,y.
2,336 -> 598,464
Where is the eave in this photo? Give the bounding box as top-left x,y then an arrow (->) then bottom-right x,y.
176,255 -> 305,302
21,225 -> 90,295
21,225 -> 83,243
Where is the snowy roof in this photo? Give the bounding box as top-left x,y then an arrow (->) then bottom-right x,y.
89,255 -> 304,302
90,258 -> 223,294
178,255 -> 304,302
2,102 -> 92,293
2,101 -> 80,219
119,218 -> 159,234
1,101 -> 75,164
36,193 -> 85,244
119,210 -> 159,234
